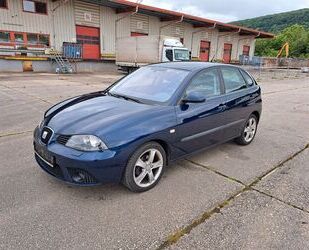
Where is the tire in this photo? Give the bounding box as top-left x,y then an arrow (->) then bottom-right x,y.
235,114 -> 258,146
122,142 -> 166,192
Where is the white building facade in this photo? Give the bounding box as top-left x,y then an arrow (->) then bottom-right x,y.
0,0 -> 273,64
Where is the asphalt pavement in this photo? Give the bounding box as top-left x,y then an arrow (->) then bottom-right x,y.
0,72 -> 308,249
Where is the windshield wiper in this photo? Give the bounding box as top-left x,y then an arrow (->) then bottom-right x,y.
107,92 -> 142,103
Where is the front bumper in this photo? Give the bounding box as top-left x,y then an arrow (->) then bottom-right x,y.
33,127 -> 127,186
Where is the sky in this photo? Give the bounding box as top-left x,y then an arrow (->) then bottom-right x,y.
128,0 -> 309,22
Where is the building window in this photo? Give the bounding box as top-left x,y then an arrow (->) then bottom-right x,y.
27,33 -> 37,44
0,31 -> 10,43
0,0 -> 7,8
14,33 -> 25,44
1,30 -> 50,47
38,34 -> 49,46
23,0 -> 47,14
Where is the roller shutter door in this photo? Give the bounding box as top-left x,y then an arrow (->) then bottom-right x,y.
76,26 -> 100,60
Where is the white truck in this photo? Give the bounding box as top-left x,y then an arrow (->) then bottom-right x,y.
116,36 -> 190,73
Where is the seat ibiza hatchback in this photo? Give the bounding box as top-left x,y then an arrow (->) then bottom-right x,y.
34,62 -> 261,192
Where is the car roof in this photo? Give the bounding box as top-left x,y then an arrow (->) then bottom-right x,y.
149,62 -> 238,71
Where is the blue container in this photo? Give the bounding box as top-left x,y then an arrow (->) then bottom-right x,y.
63,43 -> 82,59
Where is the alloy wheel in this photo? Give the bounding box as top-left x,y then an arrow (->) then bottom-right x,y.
133,149 -> 164,188
244,117 -> 257,143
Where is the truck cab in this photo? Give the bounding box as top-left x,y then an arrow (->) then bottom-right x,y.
162,39 -> 190,62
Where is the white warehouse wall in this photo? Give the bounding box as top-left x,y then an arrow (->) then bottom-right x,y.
0,0 -> 76,50
0,0 -> 258,61
100,6 -> 117,57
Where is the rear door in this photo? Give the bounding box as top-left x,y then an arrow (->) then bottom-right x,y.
174,67 -> 227,153
219,66 -> 258,140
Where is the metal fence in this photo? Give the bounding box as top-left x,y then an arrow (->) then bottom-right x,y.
238,55 -> 308,82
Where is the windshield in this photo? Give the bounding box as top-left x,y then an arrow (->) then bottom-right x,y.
174,49 -> 190,61
108,67 -> 189,104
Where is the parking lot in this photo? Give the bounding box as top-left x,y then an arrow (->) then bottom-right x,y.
0,71 -> 309,249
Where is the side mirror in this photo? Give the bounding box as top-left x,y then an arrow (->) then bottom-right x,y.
182,91 -> 206,104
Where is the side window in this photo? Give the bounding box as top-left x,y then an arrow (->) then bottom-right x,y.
221,67 -> 247,93
241,69 -> 255,86
165,49 -> 173,61
185,68 -> 221,98
0,31 -> 10,43
0,0 -> 7,8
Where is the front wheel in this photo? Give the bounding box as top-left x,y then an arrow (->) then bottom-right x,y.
235,114 -> 258,145
122,142 -> 166,192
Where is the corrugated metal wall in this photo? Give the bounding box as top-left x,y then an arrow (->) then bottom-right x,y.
74,0 -> 100,28
191,29 -> 219,60
216,33 -> 240,61
148,16 -> 160,36
237,36 -> 256,58
100,6 -> 116,58
130,14 -> 149,34
116,13 -> 130,38
0,0 -> 257,61
0,0 -> 76,51
0,0 -> 52,34
53,0 -> 76,50
161,23 -> 185,38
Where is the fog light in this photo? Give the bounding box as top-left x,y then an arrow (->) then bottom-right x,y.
72,172 -> 86,183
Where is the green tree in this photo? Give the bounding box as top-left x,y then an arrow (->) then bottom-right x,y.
255,25 -> 309,58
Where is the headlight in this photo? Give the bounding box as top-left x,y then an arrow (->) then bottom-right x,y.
65,135 -> 108,152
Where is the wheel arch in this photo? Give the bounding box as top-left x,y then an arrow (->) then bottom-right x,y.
151,139 -> 171,165
251,111 -> 260,123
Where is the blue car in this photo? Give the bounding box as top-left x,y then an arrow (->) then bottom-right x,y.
34,62 -> 261,192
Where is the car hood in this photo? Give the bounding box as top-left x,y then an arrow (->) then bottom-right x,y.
46,93 -> 175,147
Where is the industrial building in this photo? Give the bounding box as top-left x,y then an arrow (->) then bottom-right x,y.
0,0 -> 274,72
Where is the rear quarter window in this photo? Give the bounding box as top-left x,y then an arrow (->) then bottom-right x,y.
241,69 -> 255,86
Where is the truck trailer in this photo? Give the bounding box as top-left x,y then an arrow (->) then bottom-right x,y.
116,36 -> 190,73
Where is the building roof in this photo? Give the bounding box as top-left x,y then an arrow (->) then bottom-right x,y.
92,0 -> 274,38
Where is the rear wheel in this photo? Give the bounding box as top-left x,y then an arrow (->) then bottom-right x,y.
235,114 -> 258,145
122,142 -> 166,192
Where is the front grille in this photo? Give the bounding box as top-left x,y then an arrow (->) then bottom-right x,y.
56,135 -> 71,145
35,154 -> 64,179
67,168 -> 98,185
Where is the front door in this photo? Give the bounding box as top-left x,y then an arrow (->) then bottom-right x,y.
76,25 -> 100,60
199,41 -> 210,62
223,43 -> 232,63
174,67 -> 226,153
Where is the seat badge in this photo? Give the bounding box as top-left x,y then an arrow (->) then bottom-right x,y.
40,127 -> 54,144
42,131 -> 48,140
